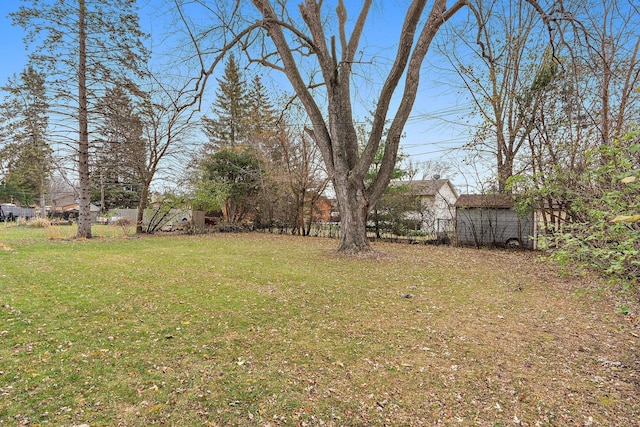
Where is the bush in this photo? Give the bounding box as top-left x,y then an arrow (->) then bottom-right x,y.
541,138 -> 640,285
26,217 -> 50,228
113,217 -> 134,235
216,221 -> 248,233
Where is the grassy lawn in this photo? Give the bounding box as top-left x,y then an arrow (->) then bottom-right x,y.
0,224 -> 638,426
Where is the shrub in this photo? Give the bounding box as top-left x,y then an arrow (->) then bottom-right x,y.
113,217 -> 134,235
216,221 -> 247,233
26,217 -> 50,228
540,137 -> 639,285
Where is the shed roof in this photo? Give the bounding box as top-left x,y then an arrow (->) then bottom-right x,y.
389,179 -> 457,197
455,193 -> 515,209
57,203 -> 101,212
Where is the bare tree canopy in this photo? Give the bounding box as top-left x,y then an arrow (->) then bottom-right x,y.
173,0 -> 560,253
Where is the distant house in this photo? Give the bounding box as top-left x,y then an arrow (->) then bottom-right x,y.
52,202 -> 101,222
455,194 -> 534,248
310,195 -> 334,223
50,194 -> 77,212
389,179 -> 458,234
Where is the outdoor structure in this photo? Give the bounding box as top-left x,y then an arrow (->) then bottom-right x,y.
0,203 -> 36,222
455,194 -> 534,249
51,202 -> 100,222
107,208 -> 205,232
533,198 -> 570,236
389,179 -> 458,234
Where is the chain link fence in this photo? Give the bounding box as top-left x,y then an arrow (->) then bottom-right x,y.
256,222 -> 452,245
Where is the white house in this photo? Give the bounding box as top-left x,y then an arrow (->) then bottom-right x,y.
389,179 -> 458,233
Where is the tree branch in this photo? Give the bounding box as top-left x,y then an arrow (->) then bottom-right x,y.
251,0 -> 334,175
366,0 -> 468,205
359,0 -> 430,183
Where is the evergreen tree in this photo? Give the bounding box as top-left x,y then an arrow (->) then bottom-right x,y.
201,54 -> 249,152
92,86 -> 145,211
197,59 -> 284,223
246,75 -> 279,154
0,66 -> 52,208
196,149 -> 263,223
11,0 -> 148,237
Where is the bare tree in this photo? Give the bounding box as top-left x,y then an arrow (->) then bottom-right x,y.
441,0 -> 555,193
511,0 -> 640,229
175,0 -> 558,253
271,123 -> 329,235
135,79 -> 196,233
566,0 -> 640,148
409,159 -> 457,182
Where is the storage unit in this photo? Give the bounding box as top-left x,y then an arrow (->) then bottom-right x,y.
455,194 -> 534,249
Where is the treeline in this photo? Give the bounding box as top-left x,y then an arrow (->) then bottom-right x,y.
0,1 -> 638,282
188,55 -> 329,233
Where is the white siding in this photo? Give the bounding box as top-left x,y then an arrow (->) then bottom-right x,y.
415,183 -> 457,233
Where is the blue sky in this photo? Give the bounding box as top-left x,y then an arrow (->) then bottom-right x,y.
0,1 -> 29,86
0,0 -> 474,188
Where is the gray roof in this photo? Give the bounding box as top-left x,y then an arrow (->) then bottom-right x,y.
389,179 -> 456,197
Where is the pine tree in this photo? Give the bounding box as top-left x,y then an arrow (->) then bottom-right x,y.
0,66 -> 52,208
197,59 -> 300,225
201,54 -> 249,152
11,0 -> 148,237
92,86 -> 145,211
246,75 -> 281,158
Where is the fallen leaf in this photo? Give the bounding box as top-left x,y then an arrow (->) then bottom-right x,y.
610,215 -> 640,223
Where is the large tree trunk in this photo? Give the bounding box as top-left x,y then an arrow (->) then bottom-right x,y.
497,147 -> 514,194
244,0 -> 473,253
76,0 -> 92,239
334,175 -> 371,253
